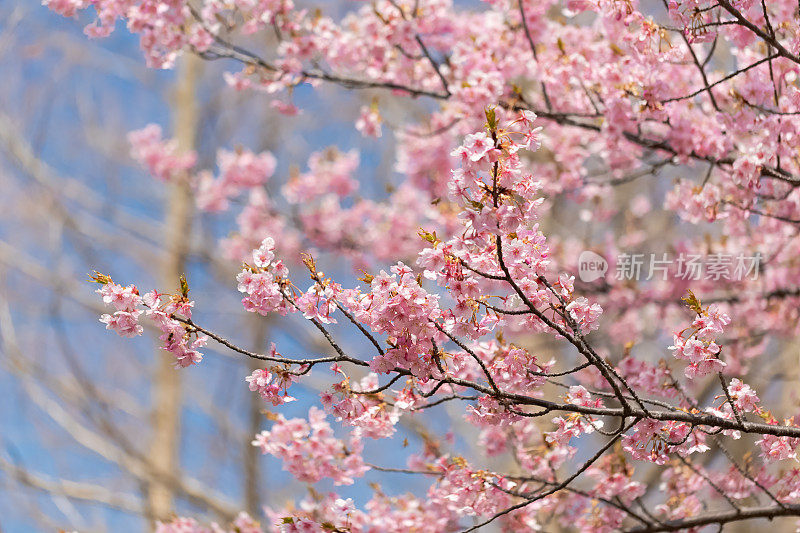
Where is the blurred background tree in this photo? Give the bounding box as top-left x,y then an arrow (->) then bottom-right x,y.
0,3 -> 414,530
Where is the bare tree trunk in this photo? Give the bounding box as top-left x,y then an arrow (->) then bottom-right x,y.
244,315 -> 267,516
146,54 -> 199,526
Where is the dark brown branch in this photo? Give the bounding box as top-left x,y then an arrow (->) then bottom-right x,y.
625,503 -> 800,532
461,418 -> 636,532
661,54 -> 778,104
715,0 -> 800,65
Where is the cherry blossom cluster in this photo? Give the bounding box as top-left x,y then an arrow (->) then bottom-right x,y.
128,123 -> 437,265
44,0 -> 211,67
342,262 -> 443,377
251,406 -> 369,486
262,491 -> 451,533
196,148 -> 276,212
93,273 -> 206,367
428,456 -> 516,518
235,237 -> 293,317
156,512 -> 262,533
128,124 -> 196,182
579,454 -> 646,531
622,418 -> 709,465
245,344 -> 297,406
668,298 -> 732,379
355,104 -> 382,138
320,365 -> 400,439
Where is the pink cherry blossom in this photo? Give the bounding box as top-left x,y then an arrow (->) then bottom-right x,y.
565,297 -> 603,332
356,105 -> 382,138
252,407 -> 369,485
727,378 -> 760,413
129,124 -> 196,181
